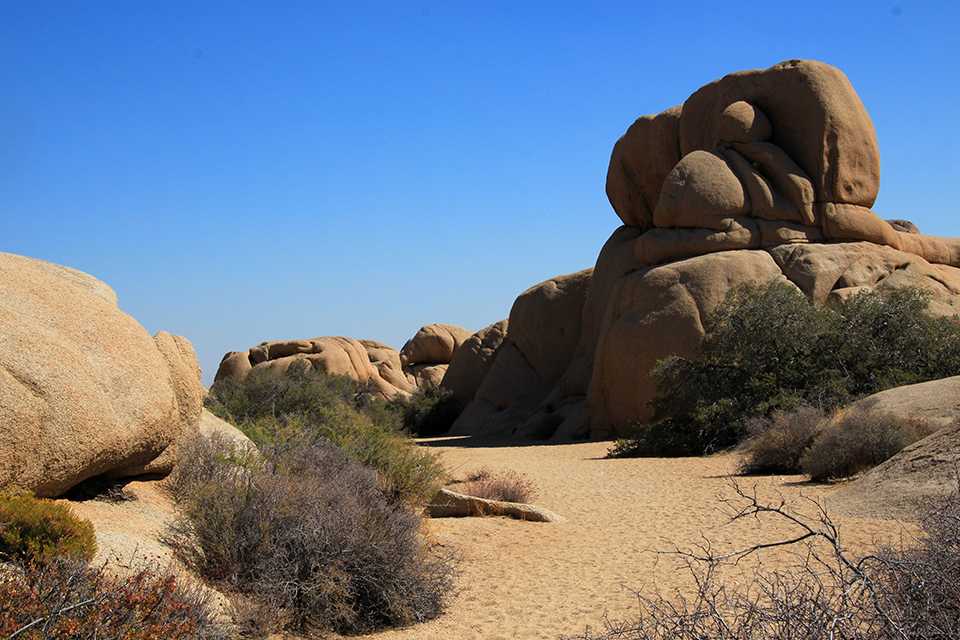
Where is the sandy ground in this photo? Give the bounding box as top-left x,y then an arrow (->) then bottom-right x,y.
360,436 -> 913,640
68,435 -> 914,640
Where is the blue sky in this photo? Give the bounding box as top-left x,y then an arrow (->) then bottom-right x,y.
3,1 -> 958,385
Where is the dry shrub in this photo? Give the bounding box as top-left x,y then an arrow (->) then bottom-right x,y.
0,557 -> 223,639
456,468 -> 538,504
169,432 -> 456,636
800,409 -> 933,481
568,483 -> 960,640
739,405 -> 825,475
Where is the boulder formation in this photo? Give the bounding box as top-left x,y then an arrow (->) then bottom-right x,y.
444,60 -> 960,439
212,323 -> 473,399
211,60 -> 960,442
0,253 -> 204,497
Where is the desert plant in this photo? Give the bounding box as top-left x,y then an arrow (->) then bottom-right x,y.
567,482 -> 960,640
738,404 -> 825,475
454,468 -> 539,504
0,557 -> 224,640
0,493 -> 97,564
614,282 -> 960,457
207,361 -> 447,506
385,385 -> 461,437
800,409 -> 934,481
169,432 -> 456,636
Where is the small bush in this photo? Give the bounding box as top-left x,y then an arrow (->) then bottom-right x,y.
170,433 -> 456,636
0,493 -> 97,564
738,405 -> 825,475
800,410 -> 933,481
0,557 -> 223,639
867,489 -> 960,637
455,468 -> 539,504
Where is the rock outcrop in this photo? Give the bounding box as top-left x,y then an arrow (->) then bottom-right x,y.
449,270 -> 592,436
446,59 -> 960,439
212,60 -> 960,442
212,323 -> 473,399
0,253 -> 204,497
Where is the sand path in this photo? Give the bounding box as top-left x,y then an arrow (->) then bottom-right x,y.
362,436 -> 910,640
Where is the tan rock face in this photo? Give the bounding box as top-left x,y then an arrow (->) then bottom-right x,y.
399,324 -> 473,368
441,320 -> 509,409
588,250 -> 785,432
450,270 -> 592,436
607,59 -> 960,270
0,253 -> 203,497
213,336 -> 414,399
212,324 -> 476,401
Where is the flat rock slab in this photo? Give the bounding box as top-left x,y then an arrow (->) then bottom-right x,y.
427,487 -> 566,523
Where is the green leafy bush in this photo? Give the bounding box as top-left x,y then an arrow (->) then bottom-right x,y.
800,409 -> 933,481
385,385 -> 461,437
208,361 -> 447,506
614,282 -> 960,457
169,432 -> 456,636
0,493 -> 97,564
0,557 -> 223,639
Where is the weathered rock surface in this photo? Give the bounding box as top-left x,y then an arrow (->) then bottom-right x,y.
589,250 -> 786,432
609,59 -> 960,269
450,270 -> 592,436
210,60 -> 960,444
441,320 -> 509,409
0,253 -> 203,497
212,324 -> 474,400
428,487 -> 566,523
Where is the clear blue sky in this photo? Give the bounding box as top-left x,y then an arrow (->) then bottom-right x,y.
3,1 -> 958,385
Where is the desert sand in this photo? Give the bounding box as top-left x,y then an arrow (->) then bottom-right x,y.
361,436 -> 912,640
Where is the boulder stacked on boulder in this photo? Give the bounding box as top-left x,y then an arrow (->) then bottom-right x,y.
441,59 -> 960,440
0,253 -> 204,497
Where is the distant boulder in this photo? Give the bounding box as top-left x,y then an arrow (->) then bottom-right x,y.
212,323 -> 475,400
0,253 -> 203,497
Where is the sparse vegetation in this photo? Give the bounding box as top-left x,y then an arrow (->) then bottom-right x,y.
453,467 -> 539,504
207,360 -> 448,505
613,282 -> 960,458
738,404 -> 934,480
386,384 -> 461,437
0,493 -> 97,564
169,431 -> 456,636
568,483 -> 960,640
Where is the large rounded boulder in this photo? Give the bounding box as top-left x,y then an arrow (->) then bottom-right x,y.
0,253 -> 203,497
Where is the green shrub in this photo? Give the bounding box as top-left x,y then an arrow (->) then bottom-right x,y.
0,557 -> 224,639
800,409 -> 933,481
739,405 -> 825,475
614,282 -> 960,457
0,493 -> 97,564
385,385 -> 461,437
208,361 -> 447,506
169,433 -> 456,636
